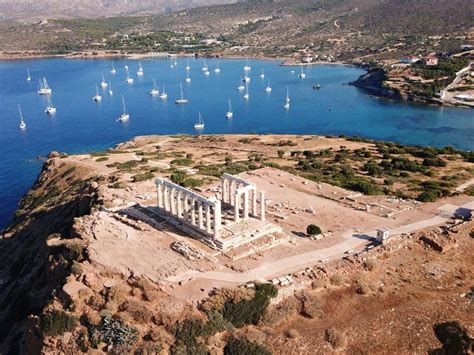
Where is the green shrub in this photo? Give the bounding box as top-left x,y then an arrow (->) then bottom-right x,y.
422,158 -> 447,167
170,171 -> 187,185
95,157 -> 109,162
131,171 -> 154,182
224,336 -> 271,355
41,310 -> 77,336
170,158 -> 193,166
306,224 -> 322,236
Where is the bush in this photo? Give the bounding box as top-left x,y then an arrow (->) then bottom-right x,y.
131,171 -> 154,182
41,310 -> 77,336
170,158 -> 193,166
70,261 -> 84,276
417,189 -> 441,202
324,328 -> 347,349
95,157 -> 109,162
330,274 -> 344,286
224,336 -> 271,355
306,224 -> 322,236
170,171 -> 187,185
422,158 -> 447,167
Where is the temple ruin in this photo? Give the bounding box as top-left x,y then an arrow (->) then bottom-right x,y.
155,173 -> 282,251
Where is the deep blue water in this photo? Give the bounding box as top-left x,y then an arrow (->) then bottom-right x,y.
0,57 -> 473,229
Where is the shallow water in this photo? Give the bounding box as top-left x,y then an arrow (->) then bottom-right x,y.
0,57 -> 472,228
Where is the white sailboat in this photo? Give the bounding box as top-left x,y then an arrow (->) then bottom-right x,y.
26,67 -> 31,82
108,81 -> 113,96
265,79 -> 272,93
298,66 -> 306,78
284,87 -> 290,109
37,77 -> 52,95
45,96 -> 56,114
202,59 -> 208,71
18,105 -> 26,129
125,67 -> 134,84
137,62 -> 144,76
159,84 -> 168,99
93,85 -> 102,102
259,68 -> 265,79
204,70 -> 210,76
110,63 -> 116,75
237,78 -> 245,91
243,82 -> 250,100
175,82 -> 188,104
243,74 -> 251,83
100,74 -> 108,88
118,95 -> 130,122
185,72 -> 192,83
150,78 -> 160,96
214,62 -> 221,73
170,59 -> 175,69
185,59 -> 191,71
194,112 -> 205,130
244,59 -> 251,72
225,99 -> 233,119
124,64 -> 129,70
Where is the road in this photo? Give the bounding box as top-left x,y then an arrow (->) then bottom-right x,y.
167,200 -> 473,284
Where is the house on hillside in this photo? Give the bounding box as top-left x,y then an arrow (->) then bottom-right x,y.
424,53 -> 439,66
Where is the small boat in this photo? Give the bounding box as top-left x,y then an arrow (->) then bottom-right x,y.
259,69 -> 265,79
204,70 -> 210,76
124,65 -> 129,70
284,87 -> 290,109
214,62 -> 221,73
93,85 -> 102,102
174,59 -> 178,67
202,59 -> 208,71
290,70 -> 295,74
298,66 -> 306,79
243,74 -> 251,83
194,112 -> 205,130
185,59 -> 191,71
244,59 -> 251,72
125,67 -> 133,84
137,62 -> 144,76
159,84 -> 168,99
265,79 -> 272,93
108,81 -> 113,96
100,74 -> 108,88
118,95 -> 130,122
26,67 -> 31,82
328,106 -> 332,111
225,99 -> 233,119
185,73 -> 192,83
237,78 -> 245,91
313,84 -> 321,89
243,83 -> 250,100
18,104 -> 26,129
37,77 -> 52,95
150,78 -> 160,96
110,63 -> 116,75
175,82 -> 188,104
45,96 -> 56,114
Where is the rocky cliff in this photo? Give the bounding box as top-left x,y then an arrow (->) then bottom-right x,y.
349,67 -> 402,101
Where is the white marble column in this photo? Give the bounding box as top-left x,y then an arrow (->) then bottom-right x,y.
164,185 -> 170,212
260,191 -> 266,222
214,200 -> 221,239
229,181 -> 234,206
198,202 -> 204,229
177,191 -> 183,218
252,189 -> 257,216
243,190 -> 249,219
183,196 -> 189,221
206,204 -> 212,233
234,192 -> 240,222
170,188 -> 176,215
190,199 -> 196,225
222,179 -> 227,203
157,183 -> 163,208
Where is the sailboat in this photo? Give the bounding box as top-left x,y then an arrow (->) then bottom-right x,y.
204,69 -> 210,76
150,78 -> 160,96
18,105 -> 26,129
265,79 -> 272,93
26,67 -> 31,82
118,95 -> 130,122
137,62 -> 144,76
45,96 -> 56,114
159,84 -> 168,99
110,63 -> 116,75
225,99 -> 233,119
93,85 -> 102,102
244,59 -> 251,72
185,59 -> 191,71
243,74 -> 251,83
108,81 -> 113,96
214,62 -> 221,73
298,66 -> 306,79
175,82 -> 188,104
284,87 -> 290,109
100,74 -> 108,88
185,72 -> 192,83
125,67 -> 134,84
243,83 -> 250,100
259,68 -> 265,79
194,112 -> 205,130
237,78 -> 245,91
37,77 -> 52,95
202,59 -> 208,71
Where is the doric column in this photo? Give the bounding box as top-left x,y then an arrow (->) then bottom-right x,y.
206,204 -> 212,233
214,200 -> 221,239
170,188 -> 176,215
190,199 -> 196,225
157,183 -> 163,208
234,192 -> 240,222
243,190 -> 249,219
260,191 -> 266,222
177,191 -> 183,218
222,179 -> 227,203
229,181 -> 234,206
252,189 -> 257,216
163,185 -> 170,212
198,202 -> 204,229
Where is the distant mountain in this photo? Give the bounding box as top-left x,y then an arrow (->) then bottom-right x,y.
0,0 -> 236,20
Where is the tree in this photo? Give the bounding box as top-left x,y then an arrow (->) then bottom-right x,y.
306,224 -> 322,236
170,171 -> 187,186
224,336 -> 271,355
433,321 -> 473,354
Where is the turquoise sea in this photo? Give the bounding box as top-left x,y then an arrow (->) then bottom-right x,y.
0,57 -> 473,229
